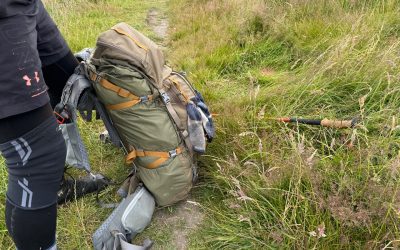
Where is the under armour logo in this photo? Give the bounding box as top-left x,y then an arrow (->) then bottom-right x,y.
23,75 -> 31,86
11,138 -> 32,166
34,72 -> 40,82
23,71 -> 40,86
18,178 -> 33,208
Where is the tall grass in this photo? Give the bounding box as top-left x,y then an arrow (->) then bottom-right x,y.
0,0 -> 399,249
168,0 -> 400,248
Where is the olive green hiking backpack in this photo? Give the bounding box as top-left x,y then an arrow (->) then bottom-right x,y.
85,22 -> 215,206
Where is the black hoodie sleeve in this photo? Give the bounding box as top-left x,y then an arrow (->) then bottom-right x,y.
0,0 -> 37,18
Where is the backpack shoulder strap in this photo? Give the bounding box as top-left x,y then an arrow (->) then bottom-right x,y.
82,63 -> 126,150
158,88 -> 194,156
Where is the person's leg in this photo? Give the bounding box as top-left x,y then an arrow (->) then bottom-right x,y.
0,103 -> 66,250
5,201 -> 57,250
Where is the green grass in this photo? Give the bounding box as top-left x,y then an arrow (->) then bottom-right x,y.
45,0 -> 167,51
0,0 -> 169,249
1,0 -> 400,249
167,0 -> 400,249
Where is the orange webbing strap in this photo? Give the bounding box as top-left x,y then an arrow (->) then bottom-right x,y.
112,27 -> 149,52
126,147 -> 183,169
106,99 -> 141,110
105,94 -> 154,110
90,72 -> 153,110
90,72 -> 137,99
169,76 -> 190,103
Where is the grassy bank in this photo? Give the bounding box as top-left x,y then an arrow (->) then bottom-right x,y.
0,0 -> 399,249
167,0 -> 400,249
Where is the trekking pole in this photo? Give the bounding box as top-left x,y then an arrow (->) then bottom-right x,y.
267,117 -> 358,129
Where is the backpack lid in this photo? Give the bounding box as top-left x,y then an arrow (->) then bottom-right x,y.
92,22 -> 166,88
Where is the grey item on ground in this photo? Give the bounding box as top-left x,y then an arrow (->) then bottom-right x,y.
92,185 -> 155,250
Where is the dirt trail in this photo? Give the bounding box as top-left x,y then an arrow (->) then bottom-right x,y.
151,200 -> 204,249
142,8 -> 205,249
146,7 -> 169,40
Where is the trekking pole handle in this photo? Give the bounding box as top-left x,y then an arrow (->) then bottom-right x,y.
320,118 -> 353,128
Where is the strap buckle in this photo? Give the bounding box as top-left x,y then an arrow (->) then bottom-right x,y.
161,92 -> 170,104
181,130 -> 189,138
95,74 -> 102,83
54,109 -> 70,124
169,149 -> 178,158
54,112 -> 65,124
90,72 -> 101,83
140,96 -> 149,103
